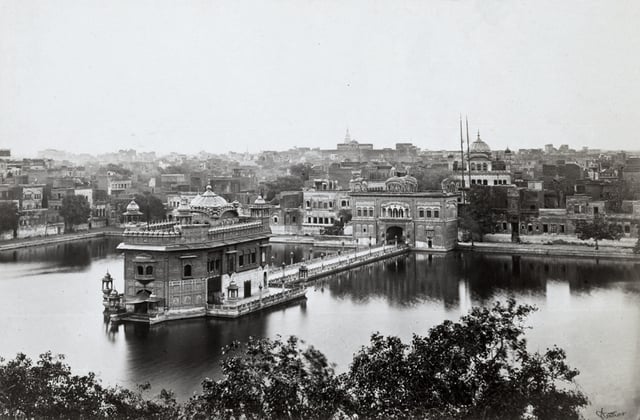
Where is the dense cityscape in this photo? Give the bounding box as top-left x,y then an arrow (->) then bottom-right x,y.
1,130 -> 639,247
1,127 -> 640,419
2,0 -> 640,418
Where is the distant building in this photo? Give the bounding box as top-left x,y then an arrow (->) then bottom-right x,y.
443,133 -> 512,200
108,179 -> 132,196
302,179 -> 350,234
270,191 -> 303,235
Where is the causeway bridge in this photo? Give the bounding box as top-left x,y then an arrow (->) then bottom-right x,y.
268,243 -> 410,287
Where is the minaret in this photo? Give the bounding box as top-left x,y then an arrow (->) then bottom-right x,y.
344,128 -> 353,144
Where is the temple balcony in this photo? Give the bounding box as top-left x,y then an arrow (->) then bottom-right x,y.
120,220 -> 270,247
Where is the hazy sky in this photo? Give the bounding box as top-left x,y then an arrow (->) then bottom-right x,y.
1,0 -> 639,157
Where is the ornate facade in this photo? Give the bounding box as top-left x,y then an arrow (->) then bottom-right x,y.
350,171 -> 458,251
443,133 -> 512,196
116,189 -> 272,322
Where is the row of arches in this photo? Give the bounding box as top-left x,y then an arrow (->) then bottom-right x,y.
381,206 -> 410,218
469,162 -> 490,171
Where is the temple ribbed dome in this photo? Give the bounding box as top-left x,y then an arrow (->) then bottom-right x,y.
126,200 -> 140,212
190,185 -> 228,208
470,132 -> 491,154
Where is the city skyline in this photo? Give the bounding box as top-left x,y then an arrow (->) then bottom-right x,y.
2,0 -> 640,156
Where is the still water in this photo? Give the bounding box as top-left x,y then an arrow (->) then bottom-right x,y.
0,238 -> 639,416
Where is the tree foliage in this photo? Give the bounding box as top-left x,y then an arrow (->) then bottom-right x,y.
575,216 -> 623,250
0,202 -> 19,237
184,336 -> 348,420
134,193 -> 166,223
0,352 -> 178,419
104,163 -> 133,177
59,195 -> 91,232
1,301 -> 588,419
264,176 -> 304,201
289,163 -> 313,182
459,185 -> 506,242
412,167 -> 452,191
322,209 -> 352,236
343,299 -> 587,419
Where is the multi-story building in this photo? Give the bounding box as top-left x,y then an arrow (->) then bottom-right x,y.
502,189 -> 639,240
108,178 -> 132,196
350,170 -> 458,250
443,133 -> 512,201
115,190 -> 273,323
270,191 -> 303,235
302,179 -> 350,234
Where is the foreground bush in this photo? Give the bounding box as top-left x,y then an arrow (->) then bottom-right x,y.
1,299 -> 587,419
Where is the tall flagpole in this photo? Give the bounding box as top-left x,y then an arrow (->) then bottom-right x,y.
466,116 -> 471,188
459,116 -> 465,187
459,116 -> 466,203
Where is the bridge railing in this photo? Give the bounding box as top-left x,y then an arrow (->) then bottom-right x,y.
268,244 -> 408,286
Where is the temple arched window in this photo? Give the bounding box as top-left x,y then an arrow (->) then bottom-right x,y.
471,163 -> 476,171
137,265 -> 144,275
482,163 -> 488,171
145,266 -> 153,275
183,264 -> 192,277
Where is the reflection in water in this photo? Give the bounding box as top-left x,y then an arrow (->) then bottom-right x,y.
0,239 -> 639,413
0,237 -> 120,266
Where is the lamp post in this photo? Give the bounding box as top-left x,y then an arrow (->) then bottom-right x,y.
321,252 -> 325,269
309,247 -> 313,261
369,235 -> 372,255
281,262 -> 286,289
395,235 -> 398,247
290,251 -> 294,266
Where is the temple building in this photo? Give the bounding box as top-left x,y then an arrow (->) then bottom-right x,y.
443,132 -> 512,196
122,200 -> 143,226
115,186 -> 275,323
350,169 -> 458,250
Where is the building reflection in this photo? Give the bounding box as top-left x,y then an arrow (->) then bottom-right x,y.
0,236 -> 121,266
116,304 -> 270,397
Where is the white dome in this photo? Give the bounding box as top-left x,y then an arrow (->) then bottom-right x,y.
254,195 -> 266,205
470,133 -> 491,154
126,200 -> 140,212
190,185 -> 228,208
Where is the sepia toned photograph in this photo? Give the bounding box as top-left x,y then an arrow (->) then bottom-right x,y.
0,1 -> 638,419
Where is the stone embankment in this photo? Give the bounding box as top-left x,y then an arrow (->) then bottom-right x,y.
458,241 -> 640,260
0,228 -> 123,252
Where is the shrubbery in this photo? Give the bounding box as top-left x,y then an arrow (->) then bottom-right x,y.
1,300 -> 588,419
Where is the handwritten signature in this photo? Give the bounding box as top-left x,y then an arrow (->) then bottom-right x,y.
596,408 -> 625,419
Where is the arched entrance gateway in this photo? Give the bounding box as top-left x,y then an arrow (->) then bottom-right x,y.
386,226 -> 404,245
